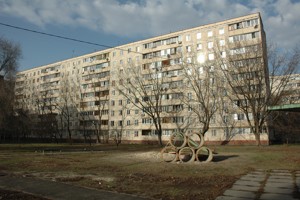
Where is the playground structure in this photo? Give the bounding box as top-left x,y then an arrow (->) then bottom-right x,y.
160,132 -> 213,163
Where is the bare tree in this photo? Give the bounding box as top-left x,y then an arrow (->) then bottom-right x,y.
0,37 -> 21,78
215,40 -> 300,145
116,59 -> 175,146
109,98 -> 133,147
0,37 -> 21,141
80,63 -> 110,143
34,89 -> 59,141
0,77 -> 16,140
178,51 -> 220,137
57,75 -> 78,144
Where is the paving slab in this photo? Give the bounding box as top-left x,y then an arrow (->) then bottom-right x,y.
234,180 -> 261,187
215,196 -> 253,200
0,175 -> 149,200
240,175 -> 265,182
265,181 -> 294,189
296,178 -> 300,187
231,184 -> 260,192
269,172 -> 292,176
267,177 -> 294,183
223,189 -> 256,199
271,169 -> 290,173
263,186 -> 294,194
248,171 -> 265,176
260,193 -> 297,200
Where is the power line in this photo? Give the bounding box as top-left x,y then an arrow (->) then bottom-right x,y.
0,22 -> 143,54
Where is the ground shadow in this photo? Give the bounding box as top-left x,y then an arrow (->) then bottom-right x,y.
212,155 -> 239,162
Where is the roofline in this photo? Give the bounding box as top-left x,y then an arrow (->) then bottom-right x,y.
18,12 -> 262,73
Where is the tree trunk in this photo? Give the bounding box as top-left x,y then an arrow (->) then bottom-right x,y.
67,127 -> 72,145
157,130 -> 163,147
255,133 -> 261,146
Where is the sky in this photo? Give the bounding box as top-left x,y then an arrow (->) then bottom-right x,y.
0,0 -> 300,72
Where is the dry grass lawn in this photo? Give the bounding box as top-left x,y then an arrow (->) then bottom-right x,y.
0,143 -> 299,199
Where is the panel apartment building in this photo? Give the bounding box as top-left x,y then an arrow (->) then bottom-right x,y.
15,13 -> 269,144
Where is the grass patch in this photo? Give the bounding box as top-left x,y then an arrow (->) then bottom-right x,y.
1,143 -> 300,199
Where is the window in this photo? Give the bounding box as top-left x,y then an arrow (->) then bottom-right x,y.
221,51 -> 226,58
196,32 -> 201,39
197,43 -> 202,50
173,117 -> 184,123
229,18 -> 259,31
229,32 -> 260,43
186,34 -> 191,41
136,46 -> 140,52
219,28 -> 224,35
126,131 -> 130,137
188,92 -> 192,100
110,121 -> 114,127
113,51 -> 116,57
233,113 -> 245,120
219,40 -> 225,46
208,53 -> 214,60
127,109 -> 130,115
119,110 -> 123,115
118,121 -> 123,126
127,120 -> 131,125
111,111 -> 114,116
212,129 -> 217,136
134,120 -> 139,126
135,109 -> 139,114
142,118 -> 152,124
208,41 -> 213,49
197,53 -> 205,63
134,131 -> 139,137
207,30 -> 213,37
199,67 -> 203,74
111,100 -> 115,106
119,100 -> 122,105
186,46 -> 192,52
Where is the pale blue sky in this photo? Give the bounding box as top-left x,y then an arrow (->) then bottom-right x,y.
1,0 -> 300,71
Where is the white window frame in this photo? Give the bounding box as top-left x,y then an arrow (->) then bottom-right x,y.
219,28 -> 224,35
196,32 -> 202,39
197,43 -> 202,50
208,53 -> 214,60
219,39 -> 225,46
208,30 -> 213,37
186,34 -> 191,41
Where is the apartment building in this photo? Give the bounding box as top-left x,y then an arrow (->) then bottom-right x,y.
15,13 -> 269,144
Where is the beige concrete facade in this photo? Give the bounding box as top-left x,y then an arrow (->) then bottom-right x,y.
15,13 -> 269,144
